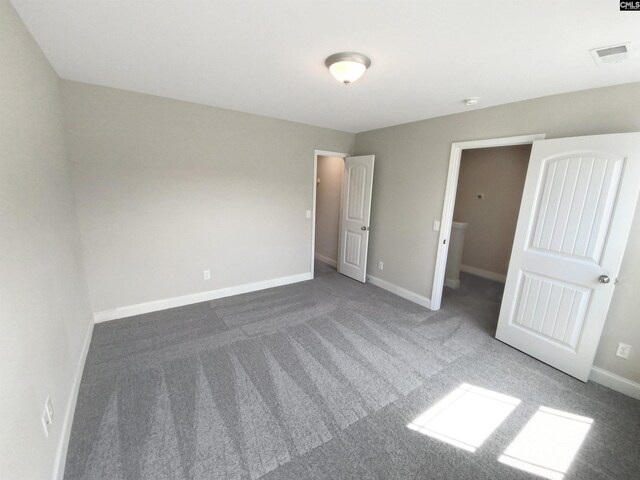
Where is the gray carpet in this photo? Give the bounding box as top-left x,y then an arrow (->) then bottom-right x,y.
64,263 -> 640,479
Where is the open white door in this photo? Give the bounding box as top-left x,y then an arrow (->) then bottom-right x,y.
496,133 -> 640,381
338,155 -> 375,282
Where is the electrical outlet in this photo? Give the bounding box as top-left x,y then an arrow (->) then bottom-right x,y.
203,270 -> 211,281
433,220 -> 440,232
306,210 -> 312,218
378,261 -> 384,270
616,342 -> 631,359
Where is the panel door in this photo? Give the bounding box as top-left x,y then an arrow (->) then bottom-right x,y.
338,155 -> 375,282
496,133 -> 640,381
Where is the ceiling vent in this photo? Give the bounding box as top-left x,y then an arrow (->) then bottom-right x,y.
590,43 -> 632,65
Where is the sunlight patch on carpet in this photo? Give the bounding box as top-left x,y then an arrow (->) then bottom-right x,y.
499,406 -> 592,480
408,383 -> 520,452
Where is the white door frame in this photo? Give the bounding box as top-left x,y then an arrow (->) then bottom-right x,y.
312,149 -> 350,278
430,134 -> 546,310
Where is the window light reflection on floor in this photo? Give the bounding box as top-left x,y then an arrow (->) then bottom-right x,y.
407,383 -> 521,453
498,406 -> 593,480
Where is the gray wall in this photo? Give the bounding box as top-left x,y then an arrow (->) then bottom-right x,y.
454,145 -> 530,277
0,1 -> 92,478
63,81 -> 355,313
315,156 -> 344,263
354,82 -> 640,383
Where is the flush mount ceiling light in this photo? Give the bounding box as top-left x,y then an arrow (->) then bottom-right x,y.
463,97 -> 480,106
325,52 -> 371,85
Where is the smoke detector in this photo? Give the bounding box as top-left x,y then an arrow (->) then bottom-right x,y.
590,43 -> 632,65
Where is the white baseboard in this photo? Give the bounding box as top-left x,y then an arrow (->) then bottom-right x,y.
54,320 -> 94,480
314,253 -> 337,268
589,366 -> 640,400
444,278 -> 460,289
460,264 -> 507,283
93,272 -> 313,322
367,274 -> 431,309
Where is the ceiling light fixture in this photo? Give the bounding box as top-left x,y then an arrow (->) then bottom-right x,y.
325,52 -> 371,85
463,97 -> 480,107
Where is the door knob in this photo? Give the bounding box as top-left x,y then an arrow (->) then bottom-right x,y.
598,275 -> 610,284
361,226 -> 369,231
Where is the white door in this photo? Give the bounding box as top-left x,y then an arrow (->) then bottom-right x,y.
338,155 -> 375,282
496,133 -> 640,381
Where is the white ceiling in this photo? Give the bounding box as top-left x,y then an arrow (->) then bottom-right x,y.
10,0 -> 640,133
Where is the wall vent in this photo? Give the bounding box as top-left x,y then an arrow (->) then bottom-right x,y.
590,43 -> 632,65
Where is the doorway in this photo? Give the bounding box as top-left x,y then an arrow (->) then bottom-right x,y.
311,150 -> 348,278
432,132 -> 640,381
431,134 -> 546,310
446,144 -> 532,289
314,154 -> 345,269
311,150 -> 375,283
441,144 -> 532,322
